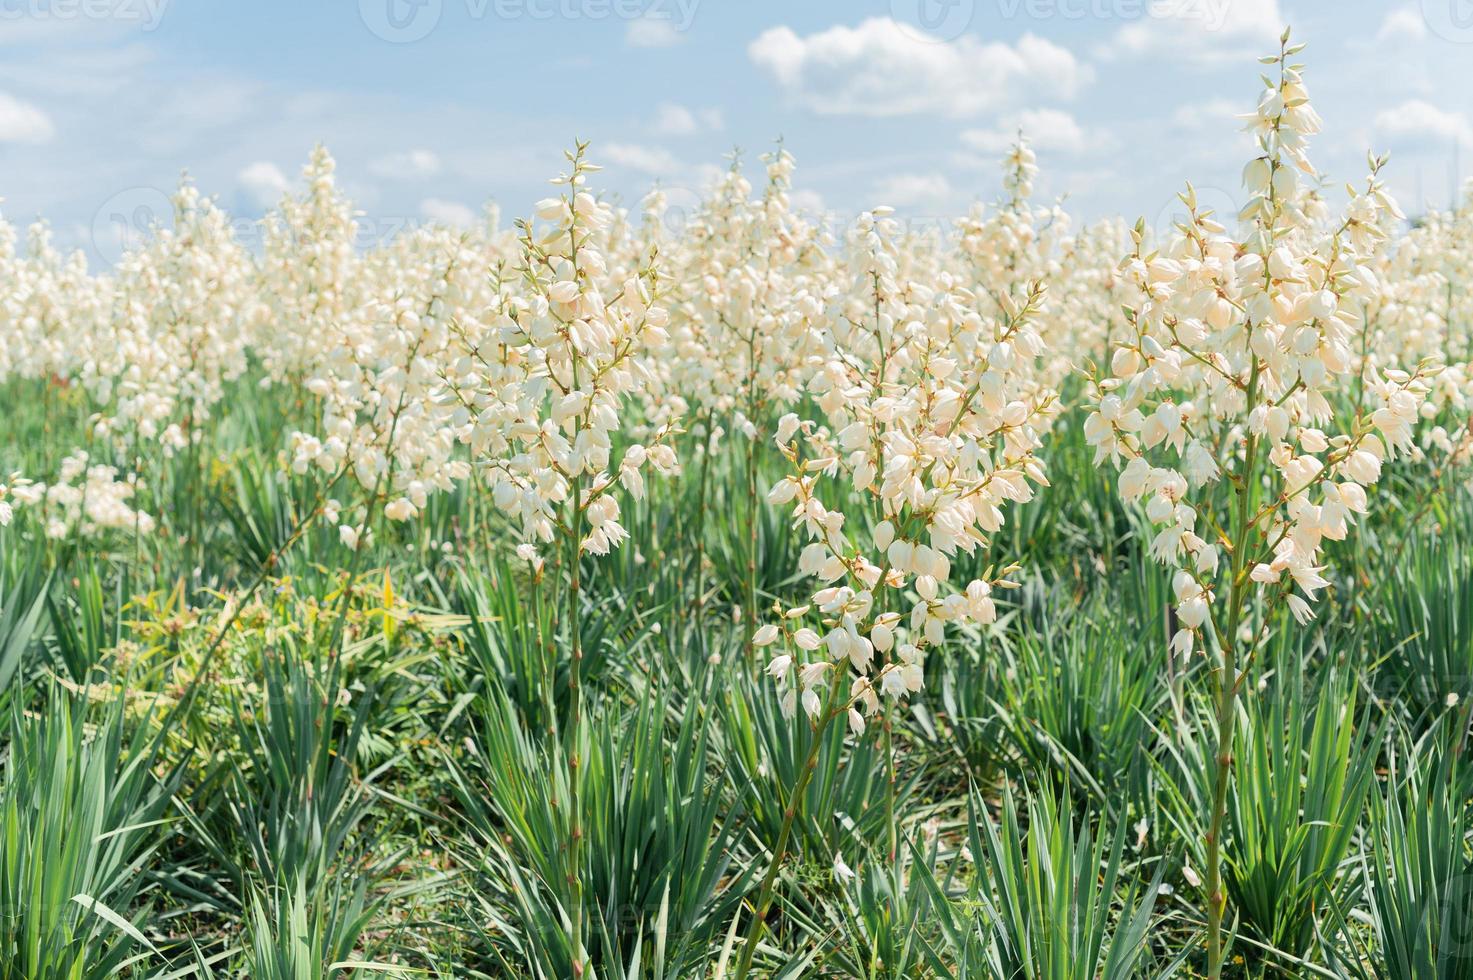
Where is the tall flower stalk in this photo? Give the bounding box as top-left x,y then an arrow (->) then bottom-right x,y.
1084,31 -> 1436,976
737,206 -> 1056,979
455,143 -> 679,974
656,148 -> 828,656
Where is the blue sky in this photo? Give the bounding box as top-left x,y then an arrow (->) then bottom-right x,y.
1,0 -> 1470,264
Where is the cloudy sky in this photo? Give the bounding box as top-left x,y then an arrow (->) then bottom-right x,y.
1,0 -> 1470,264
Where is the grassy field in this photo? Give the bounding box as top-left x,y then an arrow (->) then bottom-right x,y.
2,36 -> 1473,980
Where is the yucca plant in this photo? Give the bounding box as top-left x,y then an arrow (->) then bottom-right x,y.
1229,672 -> 1379,964
45,562 -> 116,684
2,52 -> 1472,976
719,664 -> 898,862
179,644 -> 381,905
779,828 -> 954,978
1326,725 -> 1473,980
0,686 -> 180,979
0,566 -> 48,709
991,595 -> 1166,810
942,784 -> 1164,979
928,640 -> 1009,793
455,559 -> 562,737
1369,499 -> 1473,726
450,681 -> 750,977
1160,667 -> 1380,969
704,445 -> 804,630
238,870 -> 397,980
454,553 -> 665,739
221,451 -> 306,573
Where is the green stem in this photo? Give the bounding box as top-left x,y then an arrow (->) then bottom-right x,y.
1204,41 -> 1292,972
883,702 -> 897,864
1205,304 -> 1266,980
563,195 -> 589,978
745,370 -> 760,659
732,681 -> 845,980
566,452 -> 586,975
687,408 -> 716,658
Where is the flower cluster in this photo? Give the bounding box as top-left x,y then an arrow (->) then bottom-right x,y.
0,48 -> 1468,607
91,180 -> 256,449
449,145 -> 681,563
756,205 -> 1057,732
8,450 -> 155,539
656,148 -> 833,441
1084,37 -> 1438,657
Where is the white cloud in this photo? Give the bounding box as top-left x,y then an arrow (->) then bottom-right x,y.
237,161 -> 289,207
1376,7 -> 1427,42
1101,0 -> 1283,63
420,197 -> 476,227
748,17 -> 1089,118
652,102 -> 724,135
626,17 -> 683,48
0,90 -> 54,143
369,149 -> 441,180
870,172 -> 953,209
603,141 -> 681,176
1374,100 -> 1473,147
961,108 -> 1105,155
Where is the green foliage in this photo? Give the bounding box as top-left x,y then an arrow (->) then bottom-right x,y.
0,687 -> 179,979
1328,726 -> 1473,980
238,872 -> 390,980
181,646 -> 381,902
1159,669 -> 1382,968
1370,495 -> 1473,723
951,785 -> 1163,979
450,682 -> 750,976
0,360 -> 1469,977
719,664 -> 899,860
0,566 -> 49,705
991,593 -> 1166,810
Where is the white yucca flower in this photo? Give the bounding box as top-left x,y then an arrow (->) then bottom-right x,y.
1084,38 -> 1437,659
756,202 -> 1057,731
